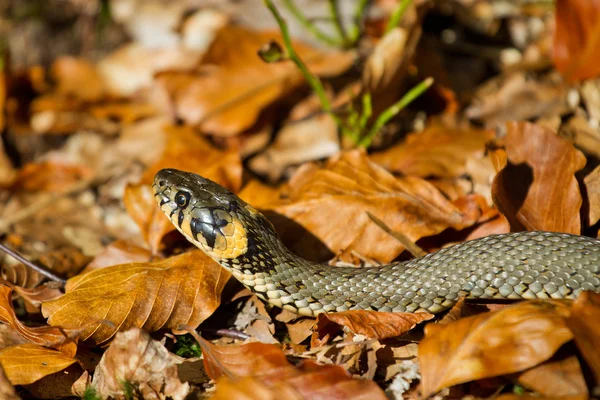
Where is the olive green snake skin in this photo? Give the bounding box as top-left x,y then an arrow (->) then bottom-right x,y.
153,169 -> 600,316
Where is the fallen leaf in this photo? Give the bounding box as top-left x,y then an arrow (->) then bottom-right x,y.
517,355 -> 588,397
553,0 -> 600,82
492,121 -> 586,233
566,291 -> 600,386
212,376 -> 303,400
371,121 -> 494,179
42,250 -> 230,343
83,239 -> 153,274
583,165 -> 600,227
248,150 -> 478,263
419,300 -> 573,397
0,285 -> 80,357
0,344 -> 77,386
198,337 -> 386,399
50,56 -> 106,102
92,328 -> 189,400
0,365 -> 18,400
155,25 -> 354,136
12,161 -> 92,192
12,283 -> 63,308
311,310 -> 433,347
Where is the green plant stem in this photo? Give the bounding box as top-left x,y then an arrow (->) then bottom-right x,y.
348,0 -> 370,44
282,0 -> 342,47
358,77 -> 433,148
385,0 -> 412,33
357,92 -> 372,131
265,0 -> 332,112
327,0 -> 347,44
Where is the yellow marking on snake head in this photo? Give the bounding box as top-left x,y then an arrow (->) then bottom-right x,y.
205,216 -> 248,260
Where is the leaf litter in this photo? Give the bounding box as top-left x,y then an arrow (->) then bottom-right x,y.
0,0 -> 599,398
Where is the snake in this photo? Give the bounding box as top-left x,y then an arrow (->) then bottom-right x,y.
153,168 -> 600,316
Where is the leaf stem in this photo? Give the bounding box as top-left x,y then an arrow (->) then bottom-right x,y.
358,77 -> 433,148
327,0 -> 348,44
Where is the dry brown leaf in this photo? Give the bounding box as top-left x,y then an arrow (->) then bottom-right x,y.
89,102 -> 157,124
583,165 -> 600,227
92,328 -> 189,400
371,122 -> 494,179
247,150 -> 477,263
419,300 -> 574,397
311,310 -> 433,347
155,25 -> 354,136
50,56 -> 106,102
517,355 -> 588,397
0,344 -> 77,386
497,395 -> 587,400
567,291 -> 600,386
554,0 -> 600,82
0,365 -> 18,400
42,250 -> 230,344
12,161 -> 92,192
0,285 -> 80,357
198,337 -> 386,399
12,283 -> 63,308
492,122 -> 586,233
83,239 -> 153,274
212,376 -> 303,400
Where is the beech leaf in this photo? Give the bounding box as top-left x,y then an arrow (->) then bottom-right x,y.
0,344 -> 77,386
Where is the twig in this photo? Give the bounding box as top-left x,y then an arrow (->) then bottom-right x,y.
282,0 -> 342,47
358,77 -> 433,147
366,212 -> 426,258
385,0 -> 413,33
265,0 -> 333,113
0,242 -> 67,285
214,329 -> 252,341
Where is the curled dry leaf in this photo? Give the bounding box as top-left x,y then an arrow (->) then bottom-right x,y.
197,337 -> 386,399
517,355 -> 588,398
155,25 -> 354,136
0,285 -> 79,357
419,300 -> 573,398
92,328 -> 189,400
583,165 -> 600,227
554,0 -> 600,82
566,291 -> 600,386
0,344 -> 77,386
42,250 -> 230,344
246,150 -> 477,263
371,122 -> 494,179
492,121 -> 586,233
311,310 -> 433,348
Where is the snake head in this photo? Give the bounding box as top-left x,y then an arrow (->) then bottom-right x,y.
153,168 -> 253,260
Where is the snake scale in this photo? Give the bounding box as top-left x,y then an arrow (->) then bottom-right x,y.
153,168 -> 600,316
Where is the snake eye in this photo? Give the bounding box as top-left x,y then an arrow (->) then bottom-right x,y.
175,191 -> 190,208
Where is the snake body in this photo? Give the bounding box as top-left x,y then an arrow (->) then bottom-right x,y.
153,168 -> 600,316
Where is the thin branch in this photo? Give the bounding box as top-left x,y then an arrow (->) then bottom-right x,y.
282,0 -> 342,47
358,77 -> 433,147
0,242 -> 67,285
366,212 -> 426,258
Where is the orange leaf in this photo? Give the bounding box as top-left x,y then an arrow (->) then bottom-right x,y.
13,161 -> 92,192
246,150 -> 478,263
0,285 -> 79,357
583,165 -> 600,227
82,239 -> 153,274
41,250 -> 230,343
419,300 -> 573,397
517,355 -> 588,397
566,291 -> 600,385
492,122 -> 586,233
553,0 -> 600,82
0,344 -> 77,386
311,310 -> 433,347
371,122 -> 494,178
198,337 -> 386,399
50,56 -> 106,102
